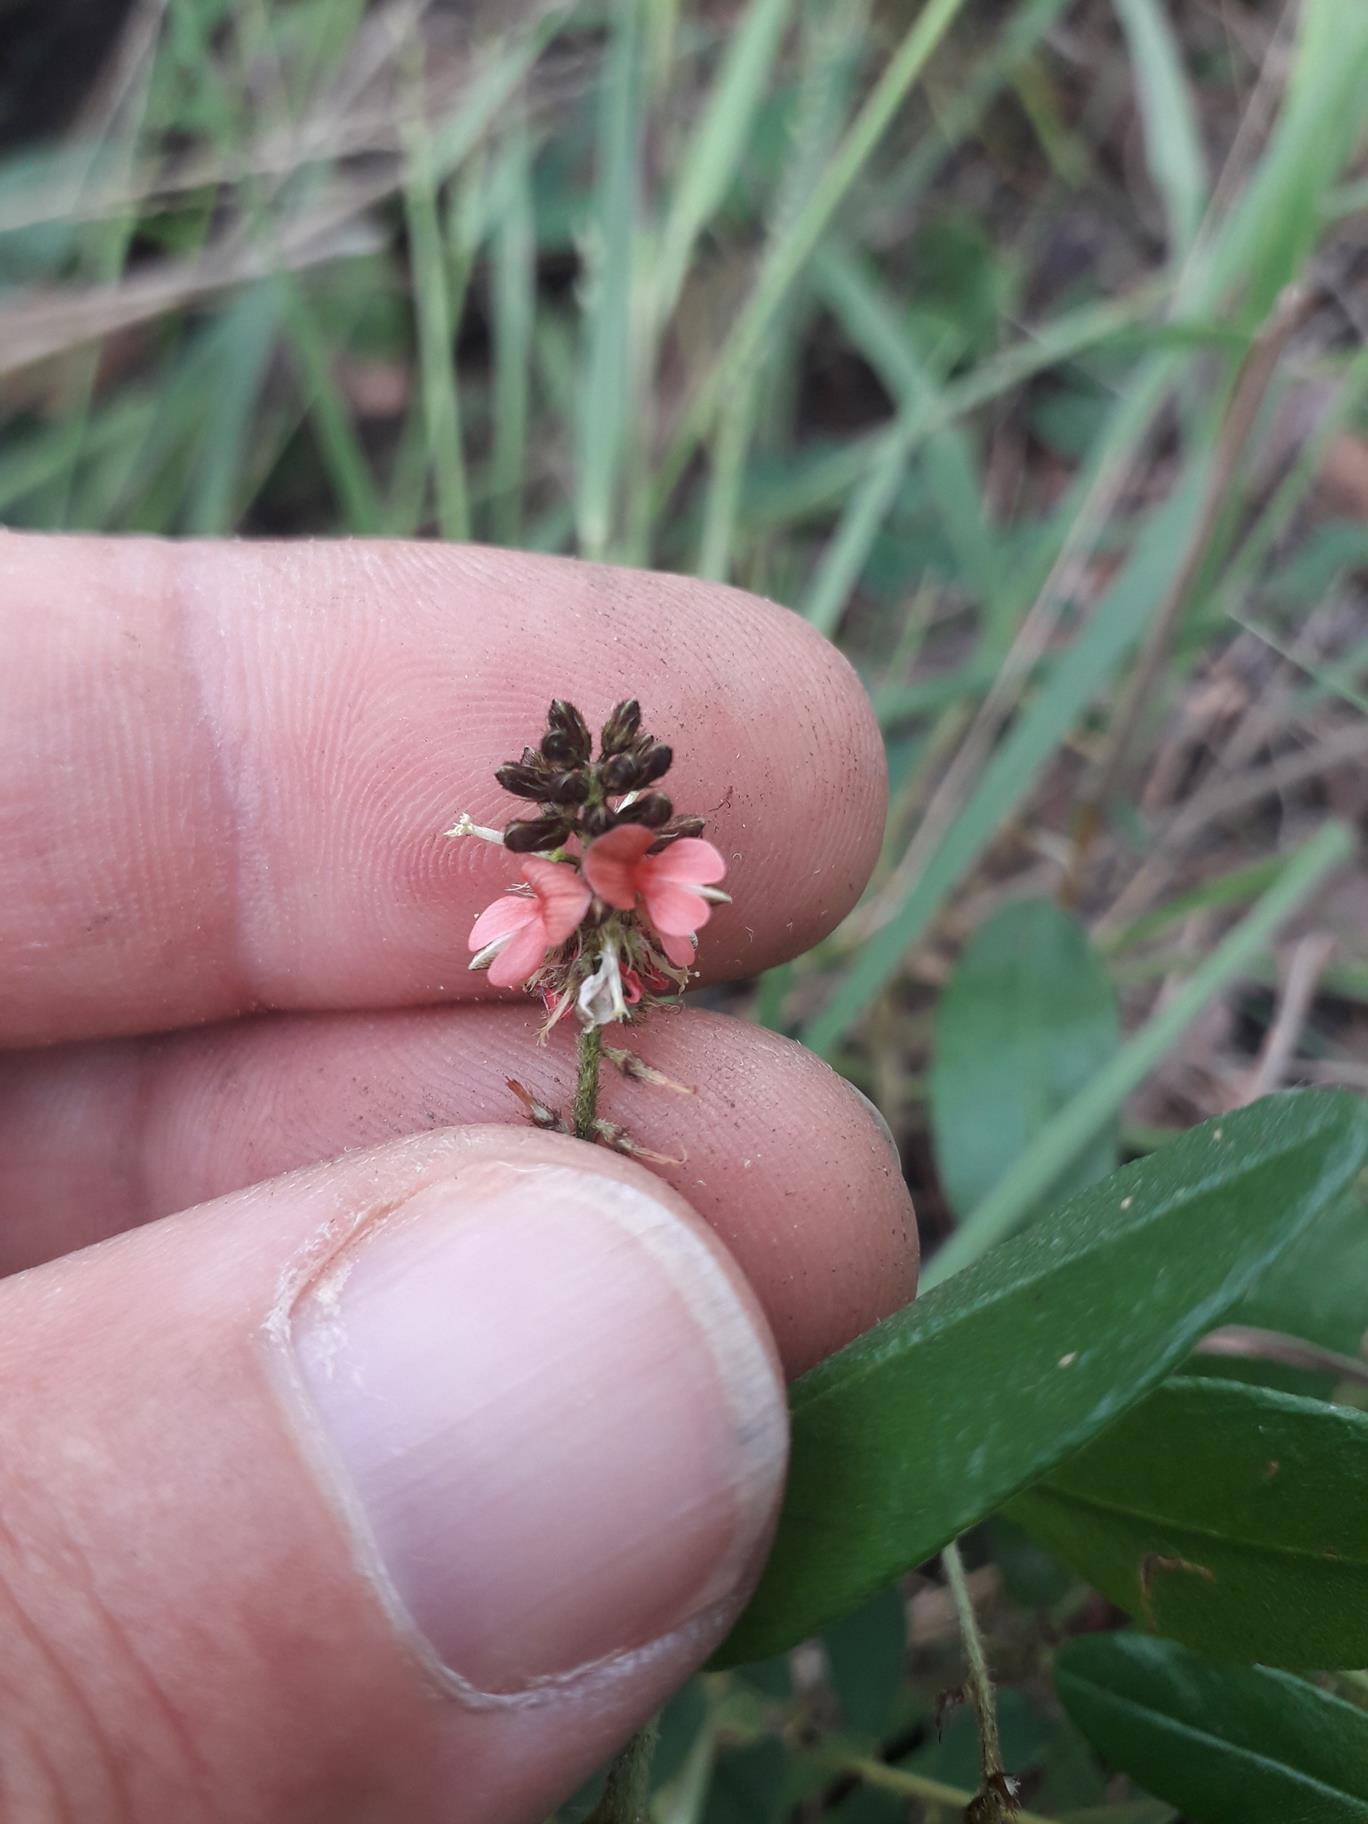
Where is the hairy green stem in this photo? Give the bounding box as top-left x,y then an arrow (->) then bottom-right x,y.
942,1539 -> 1010,1815
574,1024 -> 603,1139
586,1715 -> 659,1824
572,1019 -> 655,1819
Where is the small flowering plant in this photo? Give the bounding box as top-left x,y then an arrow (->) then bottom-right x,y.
446,697 -> 729,1152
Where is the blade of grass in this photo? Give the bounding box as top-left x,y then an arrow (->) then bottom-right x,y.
695,383 -> 760,580
742,286 -> 1157,533
1214,344 -> 1368,621
159,0 -> 387,534
801,469 -> 1210,1058
693,0 -> 863,583
1180,0 -> 1368,325
1104,853 -> 1289,953
875,0 -> 1071,207
812,243 -> 997,613
577,0 -> 646,561
804,0 -> 1368,1057
1112,0 -> 1207,258
0,398 -> 154,520
489,109 -> 536,547
798,406 -> 918,636
651,0 -> 972,514
184,276 -> 283,533
925,820 -> 1357,1286
402,85 -> 474,541
278,271 -> 385,532
51,0 -> 163,525
654,0 -> 793,322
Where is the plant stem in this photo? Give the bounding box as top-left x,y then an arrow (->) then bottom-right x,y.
574,1023 -> 603,1139
572,1020 -> 653,1820
586,1715 -> 659,1824
841,1756 -> 1055,1824
942,1538 -> 1011,1817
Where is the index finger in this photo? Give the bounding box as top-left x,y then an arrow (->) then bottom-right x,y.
1,533 -> 885,1046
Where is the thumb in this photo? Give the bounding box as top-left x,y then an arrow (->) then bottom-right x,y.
0,1127 -> 787,1823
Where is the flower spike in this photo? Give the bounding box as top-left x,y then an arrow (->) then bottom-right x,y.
445,699 -> 728,1151
446,696 -> 727,1030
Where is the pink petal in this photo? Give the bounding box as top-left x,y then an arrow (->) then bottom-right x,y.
582,825 -> 655,909
647,837 -> 727,888
657,929 -> 696,968
468,892 -> 538,951
487,916 -> 551,988
522,857 -> 592,945
642,878 -> 713,937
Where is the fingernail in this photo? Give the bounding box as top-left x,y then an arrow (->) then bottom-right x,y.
287,1161 -> 786,1697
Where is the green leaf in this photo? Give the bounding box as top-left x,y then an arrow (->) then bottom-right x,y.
702,1739 -> 789,1823
823,1587 -> 907,1739
1056,1633 -> 1368,1823
929,898 -> 1120,1221
925,823 -> 1356,1286
715,1092 -> 1368,1665
1232,1191 -> 1368,1374
1007,1377 -> 1368,1665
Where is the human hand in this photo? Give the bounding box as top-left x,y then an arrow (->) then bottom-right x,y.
0,533 -> 917,1822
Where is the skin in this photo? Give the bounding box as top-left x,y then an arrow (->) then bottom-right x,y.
0,531 -> 918,1823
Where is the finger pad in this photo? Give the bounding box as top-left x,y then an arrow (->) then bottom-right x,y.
4,1007 -> 917,1376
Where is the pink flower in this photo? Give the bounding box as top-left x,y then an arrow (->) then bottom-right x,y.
583,826 -> 728,964
468,858 -> 591,989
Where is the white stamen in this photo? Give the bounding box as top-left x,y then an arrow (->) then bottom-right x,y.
445,813 -> 506,844
696,885 -> 731,905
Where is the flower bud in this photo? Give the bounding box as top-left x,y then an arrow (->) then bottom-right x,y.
547,699 -> 592,766
503,812 -> 570,852
543,769 -> 590,805
540,728 -> 579,765
600,751 -> 641,794
636,742 -> 673,786
600,698 -> 642,756
647,815 -> 706,853
616,791 -> 673,829
496,760 -> 554,800
581,802 -> 617,838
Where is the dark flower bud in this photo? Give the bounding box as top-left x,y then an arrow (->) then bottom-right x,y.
544,769 -> 590,805
540,728 -> 580,765
636,742 -> 672,786
648,815 -> 706,852
547,699 -> 592,767
520,746 -> 546,770
600,751 -> 641,794
503,813 -> 570,853
616,791 -> 673,829
582,802 -> 617,838
600,698 -> 642,756
496,760 -> 555,800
